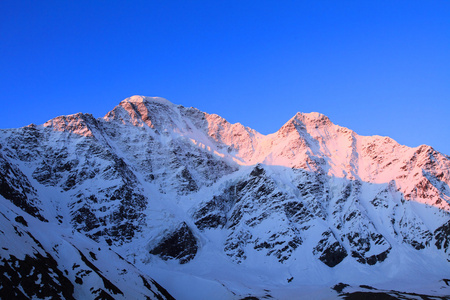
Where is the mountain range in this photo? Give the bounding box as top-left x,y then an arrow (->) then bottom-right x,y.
0,95 -> 449,299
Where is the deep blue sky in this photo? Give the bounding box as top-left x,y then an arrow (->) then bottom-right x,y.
1,1 -> 449,155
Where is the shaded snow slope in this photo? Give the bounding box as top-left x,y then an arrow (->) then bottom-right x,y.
0,196 -> 173,299
0,95 -> 449,299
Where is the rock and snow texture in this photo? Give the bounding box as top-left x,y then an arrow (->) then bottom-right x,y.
0,198 -> 173,299
0,95 -> 449,299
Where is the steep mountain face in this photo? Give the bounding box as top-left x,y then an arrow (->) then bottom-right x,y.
0,201 -> 173,300
0,95 -> 449,299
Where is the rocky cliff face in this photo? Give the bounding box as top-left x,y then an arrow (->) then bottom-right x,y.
0,95 -> 449,299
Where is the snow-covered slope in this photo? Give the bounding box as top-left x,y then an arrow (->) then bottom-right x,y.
0,95 -> 449,299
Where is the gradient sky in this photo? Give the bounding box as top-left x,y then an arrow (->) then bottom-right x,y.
1,1 -> 449,155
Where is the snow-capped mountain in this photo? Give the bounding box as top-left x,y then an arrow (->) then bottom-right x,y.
0,95 -> 449,299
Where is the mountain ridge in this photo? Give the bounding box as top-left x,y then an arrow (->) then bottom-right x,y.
0,95 -> 449,299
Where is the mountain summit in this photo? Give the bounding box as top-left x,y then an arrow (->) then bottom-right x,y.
1,96 -> 449,299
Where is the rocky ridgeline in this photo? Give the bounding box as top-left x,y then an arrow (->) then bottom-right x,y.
0,95 -> 449,298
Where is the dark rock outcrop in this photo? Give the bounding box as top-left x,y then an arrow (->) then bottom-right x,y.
149,222 -> 198,264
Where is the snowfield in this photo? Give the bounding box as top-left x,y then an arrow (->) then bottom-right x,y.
0,95 -> 449,299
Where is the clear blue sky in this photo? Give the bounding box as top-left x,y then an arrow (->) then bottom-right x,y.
1,1 -> 449,155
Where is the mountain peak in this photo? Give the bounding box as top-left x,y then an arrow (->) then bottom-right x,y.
43,112 -> 96,137
292,111 -> 332,127
105,96 -> 179,128
121,95 -> 174,106
276,112 -> 332,139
